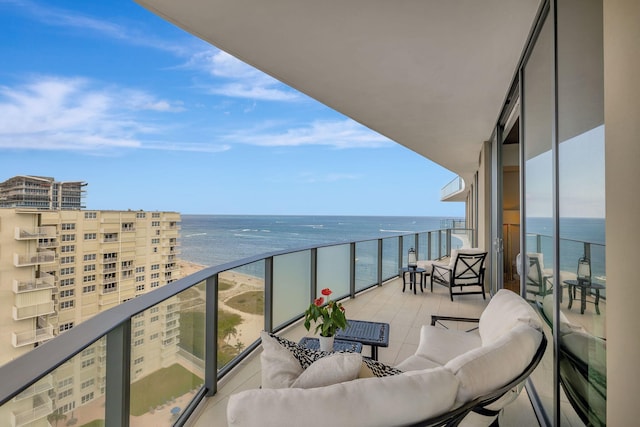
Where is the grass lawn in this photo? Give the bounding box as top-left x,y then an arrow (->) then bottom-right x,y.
179,310 -> 243,364
130,364 -> 202,416
79,421 -> 104,427
226,291 -> 264,315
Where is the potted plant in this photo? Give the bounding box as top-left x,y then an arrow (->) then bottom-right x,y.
303,288 -> 348,351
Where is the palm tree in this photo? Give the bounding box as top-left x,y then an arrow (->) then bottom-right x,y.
47,412 -> 67,427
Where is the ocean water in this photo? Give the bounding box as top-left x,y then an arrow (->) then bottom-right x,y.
180,215 -> 458,267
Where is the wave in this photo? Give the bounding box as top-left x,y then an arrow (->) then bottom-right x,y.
183,232 -> 207,237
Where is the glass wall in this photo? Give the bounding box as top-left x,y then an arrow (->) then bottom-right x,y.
522,12 -> 554,421
557,0 -> 605,425
520,1 -> 605,425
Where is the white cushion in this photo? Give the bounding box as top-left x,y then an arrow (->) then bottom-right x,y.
562,330 -> 606,377
259,331 -> 303,389
448,248 -> 487,268
228,367 -> 459,427
395,355 -> 442,372
541,295 -> 585,335
445,324 -> 542,403
415,325 -> 482,365
291,352 -> 362,388
478,289 -> 541,345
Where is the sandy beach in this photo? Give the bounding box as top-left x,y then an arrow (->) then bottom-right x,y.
178,260 -> 265,347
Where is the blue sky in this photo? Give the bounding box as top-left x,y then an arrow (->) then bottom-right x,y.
0,0 -> 464,216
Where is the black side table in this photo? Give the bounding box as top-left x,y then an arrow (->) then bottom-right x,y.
400,267 -> 427,294
563,279 -> 605,315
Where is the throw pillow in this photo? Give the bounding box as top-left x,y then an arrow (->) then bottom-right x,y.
291,352 -> 362,388
359,357 -> 403,378
260,331 -> 304,388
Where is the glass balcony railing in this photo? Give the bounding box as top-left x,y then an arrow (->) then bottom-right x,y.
0,227 -> 472,427
440,176 -> 464,199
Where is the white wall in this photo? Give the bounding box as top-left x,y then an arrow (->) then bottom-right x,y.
603,0 -> 640,423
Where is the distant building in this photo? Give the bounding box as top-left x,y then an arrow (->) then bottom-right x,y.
0,175 -> 86,210
0,208 -> 182,420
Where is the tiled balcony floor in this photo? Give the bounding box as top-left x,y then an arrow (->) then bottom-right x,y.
187,277 -> 603,426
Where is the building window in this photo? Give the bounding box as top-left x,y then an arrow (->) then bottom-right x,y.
58,388 -> 73,400
150,333 -> 159,340
84,233 -> 97,240
60,278 -> 75,287
60,289 -> 74,298
136,284 -> 145,292
61,234 -> 75,242
150,315 -> 159,322
83,275 -> 96,283
151,238 -> 160,244
59,322 -> 74,333
84,253 -> 97,261
134,357 -> 144,365
61,223 -> 76,230
122,222 -> 135,231
84,212 -> 97,219
61,245 -> 75,253
135,266 -> 145,273
81,392 -> 94,404
60,256 -> 75,264
81,347 -> 95,357
134,338 -> 144,346
83,284 -> 96,293
81,358 -> 95,368
136,212 -> 146,219
84,264 -> 96,272
60,267 -> 75,276
81,379 -> 95,389
152,213 -> 160,218
134,329 -> 144,337
58,377 -> 73,388
135,276 -> 145,282
60,300 -> 75,310
152,221 -> 160,227
150,281 -> 160,288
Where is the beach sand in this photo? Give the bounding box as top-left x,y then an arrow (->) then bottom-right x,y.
178,260 -> 265,347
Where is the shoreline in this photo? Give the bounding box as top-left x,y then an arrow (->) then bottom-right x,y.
178,259 -> 265,349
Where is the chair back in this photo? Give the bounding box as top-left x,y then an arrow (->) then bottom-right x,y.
452,252 -> 486,281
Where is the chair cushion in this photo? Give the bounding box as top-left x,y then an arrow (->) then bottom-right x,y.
448,248 -> 487,268
445,324 -> 542,403
359,357 -> 403,377
291,352 -> 362,388
478,289 -> 542,345
228,367 -> 459,427
415,325 -> 482,365
394,355 -> 442,372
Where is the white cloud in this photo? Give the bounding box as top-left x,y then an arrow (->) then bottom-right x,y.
225,119 -> 393,149
0,76 -> 220,153
188,50 -> 299,102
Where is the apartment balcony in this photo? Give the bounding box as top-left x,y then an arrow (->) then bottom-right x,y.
10,394 -> 53,427
12,302 -> 55,321
12,324 -> 55,348
13,251 -> 56,267
440,176 -> 467,202
12,273 -> 55,293
14,226 -> 56,240
12,375 -> 53,402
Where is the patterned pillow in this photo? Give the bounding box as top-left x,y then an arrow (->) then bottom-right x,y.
360,357 -> 403,377
269,333 -> 333,369
267,332 -> 402,378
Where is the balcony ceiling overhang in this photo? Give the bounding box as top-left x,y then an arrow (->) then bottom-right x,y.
136,0 -> 540,180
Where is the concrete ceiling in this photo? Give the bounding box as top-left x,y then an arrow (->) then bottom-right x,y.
135,0 -> 541,186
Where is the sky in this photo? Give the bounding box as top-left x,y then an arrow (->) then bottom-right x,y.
0,0 -> 464,217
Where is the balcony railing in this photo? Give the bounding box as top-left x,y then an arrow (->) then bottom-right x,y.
12,273 -> 55,293
14,226 -> 56,240
12,302 -> 56,321
440,176 -> 464,199
0,227 -> 472,426
12,325 -> 55,348
13,251 -> 55,267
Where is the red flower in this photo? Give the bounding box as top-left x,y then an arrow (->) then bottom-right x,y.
321,288 -> 332,296
313,297 -> 324,307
